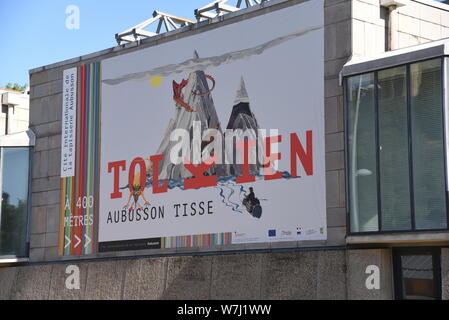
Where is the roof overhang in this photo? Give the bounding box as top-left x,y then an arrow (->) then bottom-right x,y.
0,129 -> 36,147
342,38 -> 449,78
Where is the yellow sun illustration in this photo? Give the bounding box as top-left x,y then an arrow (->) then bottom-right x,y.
150,75 -> 163,88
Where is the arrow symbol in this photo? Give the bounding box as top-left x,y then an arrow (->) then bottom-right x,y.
74,234 -> 81,248
84,235 -> 91,248
64,235 -> 71,249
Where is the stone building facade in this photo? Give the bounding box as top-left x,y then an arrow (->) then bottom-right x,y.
0,0 -> 449,300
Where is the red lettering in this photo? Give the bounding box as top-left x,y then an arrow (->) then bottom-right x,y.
184,157 -> 217,190
108,160 -> 126,199
236,139 -> 256,184
150,155 -> 168,194
290,131 -> 313,177
264,135 -> 282,181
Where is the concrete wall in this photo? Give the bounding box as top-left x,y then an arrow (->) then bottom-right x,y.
352,0 -> 449,58
0,249 -> 398,300
0,250 -> 348,300
0,89 -> 30,136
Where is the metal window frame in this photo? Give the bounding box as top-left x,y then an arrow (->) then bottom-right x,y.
392,247 -> 442,300
0,129 -> 35,261
345,56 -> 449,236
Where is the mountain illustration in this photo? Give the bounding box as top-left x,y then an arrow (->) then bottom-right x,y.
151,53 -> 265,182
225,77 -> 263,176
152,52 -> 228,180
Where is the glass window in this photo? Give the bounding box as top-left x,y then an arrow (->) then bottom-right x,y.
378,66 -> 412,231
348,73 -> 379,233
0,147 -> 30,257
393,248 -> 441,300
347,58 -> 447,234
410,59 -> 447,230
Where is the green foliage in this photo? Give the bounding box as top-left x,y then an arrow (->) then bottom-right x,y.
4,83 -> 27,92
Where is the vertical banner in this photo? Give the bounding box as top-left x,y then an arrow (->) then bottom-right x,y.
59,62 -> 102,256
61,68 -> 77,178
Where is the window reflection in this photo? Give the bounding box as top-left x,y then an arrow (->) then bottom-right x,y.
0,147 -> 30,257
347,58 -> 447,233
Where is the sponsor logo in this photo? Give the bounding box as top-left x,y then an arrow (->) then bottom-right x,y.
296,227 -> 302,235
234,232 -> 246,238
320,227 -> 324,234
268,230 -> 276,237
281,230 -> 292,236
305,229 -> 317,235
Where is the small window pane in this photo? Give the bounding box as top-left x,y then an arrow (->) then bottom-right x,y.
410,59 -> 447,230
348,73 -> 379,232
0,147 -> 30,257
394,249 -> 441,300
378,66 -> 412,231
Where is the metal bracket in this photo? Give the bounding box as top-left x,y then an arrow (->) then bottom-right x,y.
115,10 -> 196,45
194,0 -> 270,21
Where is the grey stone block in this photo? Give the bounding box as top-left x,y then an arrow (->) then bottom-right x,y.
37,82 -> 60,99
30,206 -> 47,234
325,0 -> 349,7
48,149 -> 61,177
162,256 -> 213,299
123,258 -> 167,300
326,226 -> 346,245
327,207 -> 346,227
45,233 -> 59,248
30,72 -> 49,86
10,265 -> 52,299
49,94 -> 63,123
31,121 -> 62,138
48,263 -> 88,300
30,83 -> 50,100
35,137 -> 49,152
260,251 -> 319,299
325,57 -> 348,78
335,20 -> 351,58
326,170 -> 339,208
324,24 -> 337,61
32,150 -> 49,179
347,249 -> 393,299
49,134 -> 62,150
316,250 -> 346,299
325,77 -> 342,98
325,96 -> 339,134
326,151 -> 344,171
32,176 -> 60,193
84,260 -> 127,300
324,1 -> 351,26
210,253 -> 262,300
32,190 -> 60,207
339,169 -> 346,207
30,233 -> 45,249
46,205 -> 60,233
29,248 -> 45,262
45,246 -> 59,261
0,266 -> 18,299
325,132 -> 344,153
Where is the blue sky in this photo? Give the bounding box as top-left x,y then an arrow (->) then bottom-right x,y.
0,0 -> 208,87
0,0 -> 447,87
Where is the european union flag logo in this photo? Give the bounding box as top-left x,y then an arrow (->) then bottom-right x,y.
268,230 -> 276,237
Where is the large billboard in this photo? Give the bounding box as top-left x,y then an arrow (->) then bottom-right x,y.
59,0 -> 325,255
